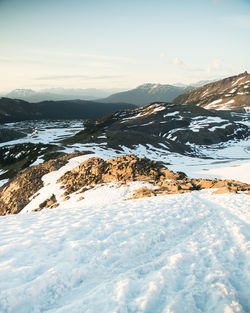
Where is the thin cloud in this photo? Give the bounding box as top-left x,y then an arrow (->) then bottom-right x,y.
171,57 -> 185,69
206,58 -> 224,73
35,74 -> 124,81
29,49 -> 135,63
0,55 -> 16,62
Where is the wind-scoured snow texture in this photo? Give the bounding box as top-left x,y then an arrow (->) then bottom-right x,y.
0,190 -> 249,313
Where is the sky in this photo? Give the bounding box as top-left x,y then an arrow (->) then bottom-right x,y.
0,0 -> 250,92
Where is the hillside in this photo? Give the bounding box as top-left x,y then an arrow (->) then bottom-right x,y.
0,97 -> 136,123
173,71 -> 250,111
64,102 -> 249,152
99,83 -> 193,106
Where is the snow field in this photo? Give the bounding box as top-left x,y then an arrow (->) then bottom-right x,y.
0,190 -> 249,313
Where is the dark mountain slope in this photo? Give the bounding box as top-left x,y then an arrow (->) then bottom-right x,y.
63,102 -> 249,154
0,98 -> 136,123
99,83 -> 193,106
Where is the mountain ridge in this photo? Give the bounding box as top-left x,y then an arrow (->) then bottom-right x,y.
97,83 -> 193,106
4,87 -> 127,103
173,71 -> 250,111
63,102 -> 249,154
0,97 -> 136,123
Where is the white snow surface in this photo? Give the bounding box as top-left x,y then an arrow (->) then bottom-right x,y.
198,162 -> 250,183
0,190 -> 249,313
232,76 -> 245,86
152,106 -> 166,113
0,120 -> 85,147
0,146 -> 250,313
204,99 -> 222,109
1,114 -> 250,313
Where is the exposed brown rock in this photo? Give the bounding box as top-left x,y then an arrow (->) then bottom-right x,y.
0,153 -> 249,216
0,151 -> 89,215
58,154 -> 250,200
58,154 -> 170,194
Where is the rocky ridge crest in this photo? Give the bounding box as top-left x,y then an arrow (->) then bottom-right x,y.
173,71 -> 250,111
1,154 -> 249,216
58,155 -> 250,199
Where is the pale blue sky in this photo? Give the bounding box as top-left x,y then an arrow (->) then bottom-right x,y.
0,0 -> 249,91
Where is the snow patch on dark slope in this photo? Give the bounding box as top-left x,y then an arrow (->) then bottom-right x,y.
173,71 -> 250,112
63,102 -> 249,156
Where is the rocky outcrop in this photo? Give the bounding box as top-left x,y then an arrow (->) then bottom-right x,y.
0,154 -> 249,216
58,154 -> 250,199
58,155 -> 186,196
0,152 -> 87,215
130,177 -> 250,199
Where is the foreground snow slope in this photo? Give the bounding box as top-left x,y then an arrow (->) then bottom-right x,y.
0,190 -> 249,313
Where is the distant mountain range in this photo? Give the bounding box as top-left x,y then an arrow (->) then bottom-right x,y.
3,88 -> 125,103
0,98 -> 136,123
2,73 -> 249,120
173,79 -> 216,88
1,79 -> 221,106
98,83 -> 193,106
173,72 -> 250,111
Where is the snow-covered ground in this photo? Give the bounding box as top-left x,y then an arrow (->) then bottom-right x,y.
0,190 -> 249,313
0,153 -> 250,313
0,120 -> 85,147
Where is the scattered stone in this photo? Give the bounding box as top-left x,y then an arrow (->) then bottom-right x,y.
50,203 -> 59,209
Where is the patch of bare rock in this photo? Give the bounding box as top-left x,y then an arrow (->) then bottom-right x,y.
58,154 -> 250,200
0,154 -> 249,216
0,151 -> 89,215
